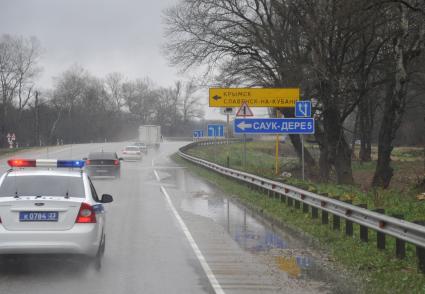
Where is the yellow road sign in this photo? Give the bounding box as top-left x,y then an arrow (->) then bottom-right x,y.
209,88 -> 299,107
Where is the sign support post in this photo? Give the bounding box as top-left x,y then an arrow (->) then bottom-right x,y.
236,102 -> 254,171
243,134 -> 247,170
275,111 -> 281,175
227,113 -> 230,167
301,135 -> 305,181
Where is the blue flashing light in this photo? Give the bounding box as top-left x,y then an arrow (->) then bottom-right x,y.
57,160 -> 85,168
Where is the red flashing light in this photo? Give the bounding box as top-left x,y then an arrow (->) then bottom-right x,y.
114,160 -> 119,165
75,203 -> 96,223
86,159 -> 91,165
7,159 -> 36,168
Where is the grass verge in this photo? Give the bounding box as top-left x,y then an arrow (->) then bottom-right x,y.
172,153 -> 425,294
186,142 -> 425,222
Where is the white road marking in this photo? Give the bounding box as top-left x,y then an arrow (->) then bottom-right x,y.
160,185 -> 225,294
151,158 -> 155,166
153,163 -> 224,294
153,170 -> 160,182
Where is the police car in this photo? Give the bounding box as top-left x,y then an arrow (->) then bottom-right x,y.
0,159 -> 113,268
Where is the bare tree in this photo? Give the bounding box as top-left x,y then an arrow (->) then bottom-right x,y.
180,79 -> 204,122
0,34 -> 41,146
105,72 -> 125,112
372,0 -> 425,187
164,0 -> 317,170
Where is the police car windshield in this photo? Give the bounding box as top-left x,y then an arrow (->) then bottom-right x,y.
0,175 -> 85,198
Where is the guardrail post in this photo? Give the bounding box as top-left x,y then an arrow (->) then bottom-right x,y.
392,214 -> 405,259
344,200 -> 353,237
322,209 -> 328,225
358,204 -> 368,242
333,214 -> 340,230
312,206 -> 318,219
294,200 -> 301,209
330,196 -> 340,230
373,208 -> 386,250
279,192 -> 284,201
414,221 -> 425,273
302,202 -> 309,213
287,196 -> 293,207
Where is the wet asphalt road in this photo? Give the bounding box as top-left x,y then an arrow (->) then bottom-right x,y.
0,142 -> 355,294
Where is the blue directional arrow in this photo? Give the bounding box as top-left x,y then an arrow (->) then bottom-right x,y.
193,130 -> 204,138
234,118 -> 315,134
207,124 -> 225,137
295,101 -> 312,117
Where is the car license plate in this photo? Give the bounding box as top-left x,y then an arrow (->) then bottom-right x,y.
19,211 -> 58,222
96,169 -> 108,173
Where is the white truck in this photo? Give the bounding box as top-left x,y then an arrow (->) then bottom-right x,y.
138,125 -> 161,149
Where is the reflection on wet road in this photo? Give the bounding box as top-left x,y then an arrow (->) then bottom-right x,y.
180,194 -> 317,280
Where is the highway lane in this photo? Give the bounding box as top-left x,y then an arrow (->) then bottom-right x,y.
0,142 -> 356,293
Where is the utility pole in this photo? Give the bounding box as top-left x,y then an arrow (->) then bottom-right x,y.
275,110 -> 281,175
34,91 -> 40,147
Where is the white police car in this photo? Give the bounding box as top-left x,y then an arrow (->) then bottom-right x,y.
0,159 -> 113,268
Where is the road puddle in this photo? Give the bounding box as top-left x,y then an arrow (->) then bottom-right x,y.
180,188 -> 326,281
167,167 -> 359,293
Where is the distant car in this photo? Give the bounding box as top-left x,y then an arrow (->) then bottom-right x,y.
84,152 -> 122,178
132,142 -> 148,154
0,159 -> 113,269
122,146 -> 142,161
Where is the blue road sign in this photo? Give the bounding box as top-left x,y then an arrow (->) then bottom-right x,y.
295,101 -> 312,117
207,124 -> 225,137
234,118 -> 315,134
193,130 -> 204,138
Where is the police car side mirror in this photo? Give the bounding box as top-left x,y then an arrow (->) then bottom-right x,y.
100,194 -> 113,203
83,157 -> 88,160
118,157 -> 123,161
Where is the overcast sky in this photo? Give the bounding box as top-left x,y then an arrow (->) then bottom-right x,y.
0,0 -> 267,119
0,0 -> 182,87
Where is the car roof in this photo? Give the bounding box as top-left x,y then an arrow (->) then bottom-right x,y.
5,169 -> 83,178
88,152 -> 117,159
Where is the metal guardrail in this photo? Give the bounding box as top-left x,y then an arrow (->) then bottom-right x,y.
179,140 -> 425,271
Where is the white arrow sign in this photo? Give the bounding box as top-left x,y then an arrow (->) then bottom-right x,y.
237,121 -> 252,130
298,103 -> 307,116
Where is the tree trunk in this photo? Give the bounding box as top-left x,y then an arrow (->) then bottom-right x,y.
358,96 -> 373,162
1,93 -> 8,148
335,138 -> 355,184
373,4 -> 412,188
372,82 -> 404,188
34,91 -> 40,146
313,122 -> 330,182
324,105 -> 354,185
351,110 -> 359,159
372,119 -> 394,188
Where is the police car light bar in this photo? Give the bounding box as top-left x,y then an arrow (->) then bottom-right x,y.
7,159 -> 85,168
